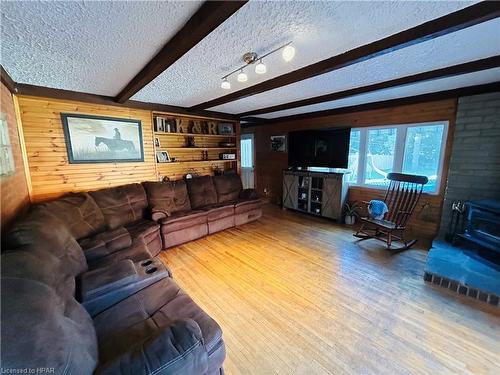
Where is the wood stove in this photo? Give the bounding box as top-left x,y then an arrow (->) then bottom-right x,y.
425,199 -> 499,307
459,200 -> 500,254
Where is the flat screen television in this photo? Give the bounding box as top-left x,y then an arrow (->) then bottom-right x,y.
288,128 -> 351,168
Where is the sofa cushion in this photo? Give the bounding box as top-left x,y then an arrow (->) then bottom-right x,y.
186,176 -> 218,209
143,180 -> 191,216
87,242 -> 152,271
79,227 -> 132,262
159,210 -> 208,233
213,174 -> 243,203
202,204 -> 235,221
5,206 -> 87,276
125,219 -> 162,256
1,249 -> 76,299
93,278 -> 223,374
39,192 -> 105,240
234,198 -> 262,214
1,277 -> 98,374
90,183 -> 148,229
124,219 -> 160,240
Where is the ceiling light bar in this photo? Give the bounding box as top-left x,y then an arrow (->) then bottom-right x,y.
220,41 -> 294,89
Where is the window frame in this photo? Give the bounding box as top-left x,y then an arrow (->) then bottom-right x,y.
348,121 -> 449,195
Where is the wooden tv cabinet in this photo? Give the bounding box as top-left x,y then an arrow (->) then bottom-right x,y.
282,169 -> 349,221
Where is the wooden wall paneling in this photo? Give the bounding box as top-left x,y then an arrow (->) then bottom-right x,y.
17,95 -> 157,201
243,99 -> 458,243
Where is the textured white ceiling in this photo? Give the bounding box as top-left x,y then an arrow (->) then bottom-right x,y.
256,67 -> 500,119
2,0 -> 496,119
132,0 -> 476,107
1,0 -> 202,95
210,18 -> 500,114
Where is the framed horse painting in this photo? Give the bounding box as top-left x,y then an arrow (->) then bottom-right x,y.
61,113 -> 144,163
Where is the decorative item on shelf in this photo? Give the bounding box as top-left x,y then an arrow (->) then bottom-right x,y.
344,201 -> 360,225
186,136 -> 196,148
177,118 -> 188,133
202,150 -> 209,161
155,117 -> 176,133
170,157 -> 177,162
184,169 -> 199,179
212,165 -> 223,175
270,135 -> 287,152
220,41 -> 295,90
218,123 -> 234,135
220,153 -> 236,160
154,137 -> 160,148
156,151 -> 170,163
219,141 -> 236,147
207,121 -> 218,135
155,117 -> 165,132
61,113 -> 144,163
191,121 -> 203,134
165,119 -> 176,133
162,176 -> 170,182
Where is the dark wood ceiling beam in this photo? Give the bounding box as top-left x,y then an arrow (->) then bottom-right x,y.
241,81 -> 500,127
115,0 -> 248,103
1,65 -> 17,94
16,83 -> 239,121
192,2 -> 500,110
238,56 -> 500,117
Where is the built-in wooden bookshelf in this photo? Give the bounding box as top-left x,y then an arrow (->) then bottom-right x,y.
152,112 -> 240,180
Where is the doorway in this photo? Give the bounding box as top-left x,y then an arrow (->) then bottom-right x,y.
240,133 -> 255,189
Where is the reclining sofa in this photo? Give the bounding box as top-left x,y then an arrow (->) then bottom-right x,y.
1,173 -> 261,374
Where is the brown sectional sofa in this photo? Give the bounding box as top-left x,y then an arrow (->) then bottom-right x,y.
1,173 -> 261,374
145,173 -> 262,248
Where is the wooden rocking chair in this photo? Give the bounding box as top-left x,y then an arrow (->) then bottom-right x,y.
353,172 -> 428,252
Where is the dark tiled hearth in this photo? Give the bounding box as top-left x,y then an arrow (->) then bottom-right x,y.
425,242 -> 500,307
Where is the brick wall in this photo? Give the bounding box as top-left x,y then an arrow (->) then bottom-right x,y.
1,83 -> 30,234
438,92 -> 500,238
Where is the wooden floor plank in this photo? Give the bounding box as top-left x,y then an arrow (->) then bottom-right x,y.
159,205 -> 500,375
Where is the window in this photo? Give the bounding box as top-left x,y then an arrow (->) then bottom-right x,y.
1,113 -> 15,176
347,122 -> 447,194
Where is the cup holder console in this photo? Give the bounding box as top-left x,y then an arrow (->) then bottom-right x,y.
141,260 -> 153,267
145,267 -> 158,274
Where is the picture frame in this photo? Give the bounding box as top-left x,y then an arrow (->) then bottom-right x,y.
61,113 -> 144,163
156,151 -> 170,163
218,122 -> 234,135
154,137 -> 161,148
270,135 -> 287,152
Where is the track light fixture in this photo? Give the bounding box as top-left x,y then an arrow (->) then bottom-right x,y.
219,41 -> 295,89
255,59 -> 266,74
221,77 -> 230,90
237,69 -> 248,82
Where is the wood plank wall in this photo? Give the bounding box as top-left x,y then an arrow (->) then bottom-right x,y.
0,83 -> 30,233
242,99 -> 458,245
17,95 -> 157,202
16,96 -> 241,203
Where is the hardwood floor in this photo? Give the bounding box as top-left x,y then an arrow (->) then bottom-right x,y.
159,205 -> 500,375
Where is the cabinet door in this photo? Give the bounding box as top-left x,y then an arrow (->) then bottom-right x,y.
283,173 -> 298,209
322,176 -> 341,220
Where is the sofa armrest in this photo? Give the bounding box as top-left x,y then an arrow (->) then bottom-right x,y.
96,318 -> 208,375
239,188 -> 260,200
150,206 -> 170,222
